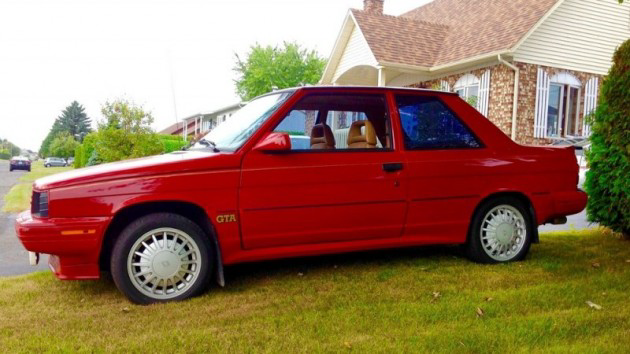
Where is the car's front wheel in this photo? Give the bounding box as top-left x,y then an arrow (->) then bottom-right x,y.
466,197 -> 533,263
111,213 -> 213,304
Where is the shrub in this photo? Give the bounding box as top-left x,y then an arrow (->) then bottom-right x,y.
87,149 -> 102,166
74,145 -> 84,168
49,132 -> 79,159
159,135 -> 187,153
585,39 -> 630,239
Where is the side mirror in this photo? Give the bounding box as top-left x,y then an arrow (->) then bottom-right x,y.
253,132 -> 292,152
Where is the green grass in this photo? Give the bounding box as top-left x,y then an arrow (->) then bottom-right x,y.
0,229 -> 628,352
2,161 -> 73,213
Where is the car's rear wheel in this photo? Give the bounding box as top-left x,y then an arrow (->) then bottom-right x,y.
110,213 -> 213,304
466,197 -> 532,263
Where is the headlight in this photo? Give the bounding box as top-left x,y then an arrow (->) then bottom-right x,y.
32,191 -> 49,218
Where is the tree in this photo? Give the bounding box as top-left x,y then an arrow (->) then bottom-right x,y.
40,101 -> 92,157
0,138 -> 21,159
584,38 -> 630,239
234,42 -> 327,101
58,101 -> 92,140
49,132 -> 79,158
92,99 -> 163,162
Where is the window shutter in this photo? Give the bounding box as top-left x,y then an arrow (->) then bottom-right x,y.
582,77 -> 598,136
478,70 -> 491,116
534,68 -> 550,138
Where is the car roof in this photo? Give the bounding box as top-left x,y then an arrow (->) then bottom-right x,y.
255,85 -> 458,101
298,85 -> 458,96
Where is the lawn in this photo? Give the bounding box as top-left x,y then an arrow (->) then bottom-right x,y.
1,161 -> 73,213
0,229 -> 628,352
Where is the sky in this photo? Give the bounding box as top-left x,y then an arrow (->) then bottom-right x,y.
0,0 -> 431,152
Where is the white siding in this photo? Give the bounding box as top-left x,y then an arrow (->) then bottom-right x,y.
514,0 -> 630,75
332,24 -> 378,82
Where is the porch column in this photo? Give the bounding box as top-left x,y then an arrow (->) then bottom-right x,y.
377,66 -> 386,87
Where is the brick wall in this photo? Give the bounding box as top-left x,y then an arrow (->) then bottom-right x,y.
409,63 -> 603,145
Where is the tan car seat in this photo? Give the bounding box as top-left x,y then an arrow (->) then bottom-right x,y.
310,124 -> 336,149
347,121 -> 377,148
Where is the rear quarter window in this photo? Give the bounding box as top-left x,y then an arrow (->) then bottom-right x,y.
395,95 -> 482,150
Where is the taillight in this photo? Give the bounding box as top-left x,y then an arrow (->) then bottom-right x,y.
32,191 -> 49,218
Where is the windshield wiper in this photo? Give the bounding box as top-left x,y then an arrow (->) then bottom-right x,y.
197,139 -> 220,153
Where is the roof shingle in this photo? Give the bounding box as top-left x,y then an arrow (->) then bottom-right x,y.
351,0 -> 560,67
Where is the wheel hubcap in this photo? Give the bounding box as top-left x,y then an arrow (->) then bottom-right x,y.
127,227 -> 202,300
480,205 -> 527,261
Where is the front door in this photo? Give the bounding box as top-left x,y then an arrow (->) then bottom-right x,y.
239,92 -> 407,250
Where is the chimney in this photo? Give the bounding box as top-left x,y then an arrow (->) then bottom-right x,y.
363,0 -> 384,14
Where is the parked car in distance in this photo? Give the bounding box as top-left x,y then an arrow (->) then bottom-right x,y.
44,157 -> 67,167
15,86 -> 587,304
9,156 -> 31,172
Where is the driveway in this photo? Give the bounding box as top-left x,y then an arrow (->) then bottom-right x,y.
0,160 -> 49,276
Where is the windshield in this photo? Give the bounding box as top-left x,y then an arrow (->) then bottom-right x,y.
197,91 -> 294,151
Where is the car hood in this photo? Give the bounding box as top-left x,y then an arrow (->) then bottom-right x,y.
35,150 -> 241,190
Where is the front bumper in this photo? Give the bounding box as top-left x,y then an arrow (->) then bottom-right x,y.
15,211 -> 111,280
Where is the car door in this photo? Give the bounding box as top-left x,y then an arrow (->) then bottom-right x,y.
239,90 -> 407,250
393,93 -> 492,244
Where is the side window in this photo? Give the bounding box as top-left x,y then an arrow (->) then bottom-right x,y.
395,95 -> 481,150
273,94 -> 391,151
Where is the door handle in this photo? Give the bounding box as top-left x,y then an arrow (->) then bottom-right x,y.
383,163 -> 403,172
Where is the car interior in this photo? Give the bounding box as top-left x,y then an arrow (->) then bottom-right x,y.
274,94 -> 392,150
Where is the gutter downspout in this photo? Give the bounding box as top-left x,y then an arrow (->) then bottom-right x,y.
498,55 -> 519,141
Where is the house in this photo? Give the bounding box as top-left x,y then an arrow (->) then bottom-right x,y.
320,0 -> 630,144
159,103 -> 243,140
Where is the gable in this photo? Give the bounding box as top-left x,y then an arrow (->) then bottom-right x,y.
332,22 -> 378,83
514,0 -> 630,75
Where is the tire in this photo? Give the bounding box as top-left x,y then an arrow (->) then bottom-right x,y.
44,164 -> 49,168
110,213 -> 214,304
466,196 -> 533,264
9,168 -> 13,172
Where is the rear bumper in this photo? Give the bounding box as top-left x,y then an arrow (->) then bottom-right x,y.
15,211 -> 110,280
10,164 -> 30,170
550,189 -> 588,219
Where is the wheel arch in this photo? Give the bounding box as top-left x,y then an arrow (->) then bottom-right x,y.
99,200 -> 225,285
468,191 -> 539,244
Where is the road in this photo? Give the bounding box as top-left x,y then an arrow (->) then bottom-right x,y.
0,160 -> 49,276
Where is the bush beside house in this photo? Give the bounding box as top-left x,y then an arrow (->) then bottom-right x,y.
585,39 -> 630,239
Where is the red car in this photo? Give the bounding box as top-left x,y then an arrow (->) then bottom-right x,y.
9,156 -> 31,172
15,87 -> 586,304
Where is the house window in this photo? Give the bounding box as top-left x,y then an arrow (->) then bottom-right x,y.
395,95 -> 482,150
454,74 -> 480,109
547,72 -> 581,138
